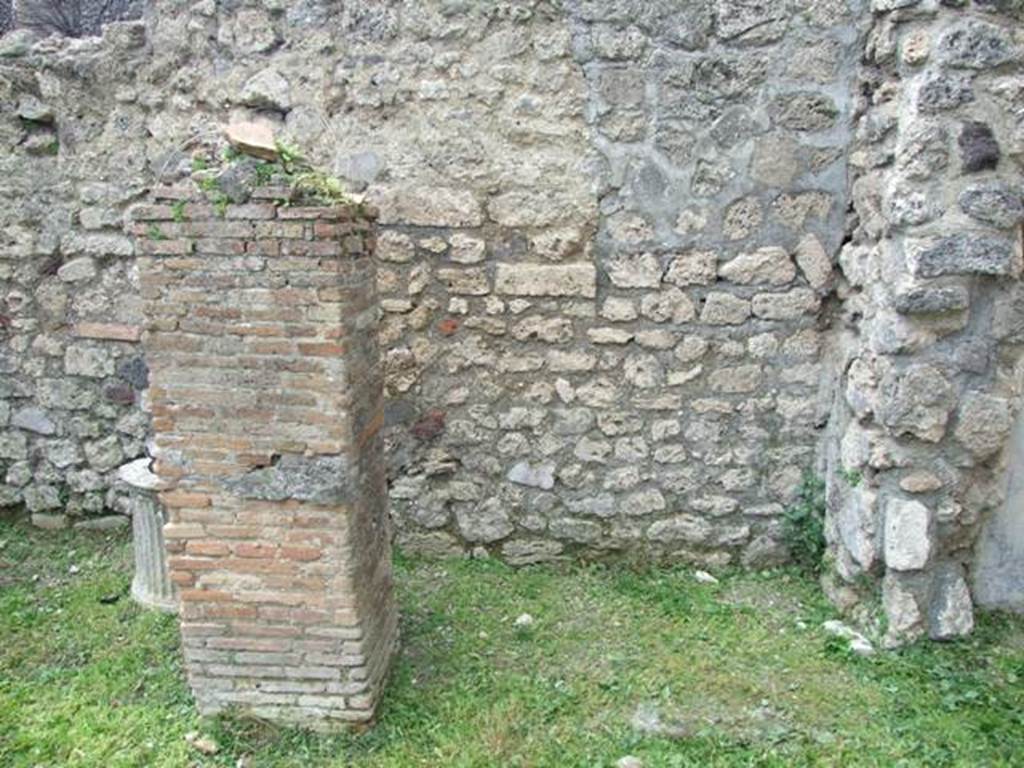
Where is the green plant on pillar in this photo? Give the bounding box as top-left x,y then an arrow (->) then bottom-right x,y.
840,468 -> 863,487
147,224 -> 167,241
267,138 -> 355,205
196,175 -> 230,218
254,162 -> 277,186
171,201 -> 186,223
274,138 -> 303,172
289,170 -> 351,205
783,472 -> 827,577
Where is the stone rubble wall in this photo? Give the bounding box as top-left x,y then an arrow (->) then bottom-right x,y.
360,0 -> 863,567
138,189 -> 397,726
0,1 -> 862,569
825,0 -> 1024,644
1,23 -> 153,529
2,0 -> 1023,628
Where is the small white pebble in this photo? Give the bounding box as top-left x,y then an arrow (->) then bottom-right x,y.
694,570 -> 719,584
849,637 -> 875,657
617,756 -> 644,768
478,631 -> 489,639
68,565 -> 80,575
823,619 -> 875,656
514,613 -> 534,629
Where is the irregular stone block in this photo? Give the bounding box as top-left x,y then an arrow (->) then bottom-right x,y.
647,515 -> 711,545
30,512 -> 68,530
622,488 -> 666,517
494,263 -> 597,298
23,485 -> 61,512
57,256 -> 97,283
751,288 -> 819,320
228,455 -> 349,504
61,232 -> 133,258
549,517 -> 602,544
954,393 -> 1011,459
225,121 -> 278,161
17,95 -> 54,122
0,432 -> 28,460
639,289 -> 696,323
917,72 -> 974,113
958,121 -> 1000,173
457,498 -> 515,543
709,365 -> 761,393
64,345 -> 114,378
118,458 -> 166,491
12,407 -> 56,435
892,284 -> 970,314
723,197 -> 763,240
84,435 -> 124,472
771,92 -> 839,132
899,471 -> 943,494
958,182 -> 1024,229
75,515 -> 129,531
507,461 -> 556,490
928,563 -> 974,640
896,120 -> 949,180
700,292 -> 750,325
937,20 -> 1016,70
719,247 -> 796,285
715,0 -> 788,45
240,68 -> 291,112
839,485 -> 878,571
882,572 -> 924,645
795,234 -> 833,290
605,252 -> 663,288
502,539 -> 564,566
879,364 -> 954,442
664,251 -> 717,286
884,498 -> 932,571
437,268 -> 490,296
906,234 -> 1019,277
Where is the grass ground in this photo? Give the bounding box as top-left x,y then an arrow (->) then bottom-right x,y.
0,519 -> 1022,767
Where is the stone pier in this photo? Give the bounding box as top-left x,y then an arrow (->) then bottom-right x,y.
136,188 -> 397,728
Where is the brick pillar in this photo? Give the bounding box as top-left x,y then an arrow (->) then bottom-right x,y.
135,187 -> 397,728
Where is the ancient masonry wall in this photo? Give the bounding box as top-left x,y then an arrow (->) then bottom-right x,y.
1,23 -> 153,528
137,188 -> 397,725
826,1 -> 1024,644
0,2 -> 861,568
1,1 -> 1024,635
